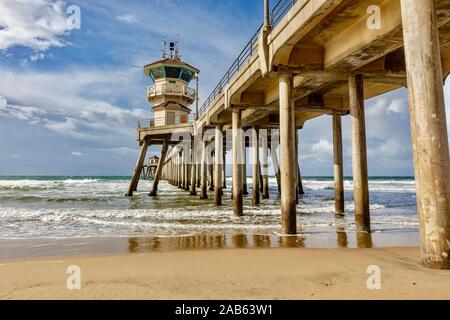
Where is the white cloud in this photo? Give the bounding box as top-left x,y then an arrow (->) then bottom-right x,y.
0,95 -> 47,122
117,15 -> 137,24
71,151 -> 83,156
0,67 -> 148,145
311,139 -> 333,154
30,52 -> 46,62
0,0 -> 73,51
388,99 -> 405,114
99,147 -> 137,156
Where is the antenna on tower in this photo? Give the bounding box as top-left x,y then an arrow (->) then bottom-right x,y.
169,41 -> 175,59
174,34 -> 181,60
161,34 -> 168,59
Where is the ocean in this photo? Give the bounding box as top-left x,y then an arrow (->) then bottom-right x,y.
0,176 -> 420,252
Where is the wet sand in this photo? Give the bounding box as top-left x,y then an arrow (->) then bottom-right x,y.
0,246 -> 449,300
0,230 -> 419,261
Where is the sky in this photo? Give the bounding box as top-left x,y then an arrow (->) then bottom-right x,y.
0,0 -> 449,177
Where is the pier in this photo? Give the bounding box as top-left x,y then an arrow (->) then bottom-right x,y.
127,0 -> 450,269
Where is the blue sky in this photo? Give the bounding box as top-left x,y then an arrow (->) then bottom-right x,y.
0,0 -> 449,176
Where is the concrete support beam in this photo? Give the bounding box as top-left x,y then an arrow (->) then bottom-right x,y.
126,139 -> 149,197
295,130 -> 305,196
200,140 -> 208,200
263,0 -> 270,29
222,151 -> 227,189
401,0 -> 450,269
271,145 -> 281,194
173,161 -> 177,186
252,126 -> 260,206
208,162 -> 214,192
214,125 -> 223,206
176,156 -> 180,187
242,147 -> 248,195
171,160 -> 174,185
184,150 -> 189,191
149,140 -> 169,197
232,109 -> 244,216
279,74 -> 297,234
258,162 -> 263,193
197,163 -> 201,188
184,161 -> 191,191
297,165 -> 304,195
349,74 -> 371,233
178,155 -> 182,188
261,133 -> 270,199
190,139 -> 197,196
333,114 -> 345,215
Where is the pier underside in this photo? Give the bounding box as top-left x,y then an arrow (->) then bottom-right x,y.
129,0 -> 450,269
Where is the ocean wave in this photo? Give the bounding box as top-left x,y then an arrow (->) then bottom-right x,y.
0,178 -> 100,190
0,178 -> 419,239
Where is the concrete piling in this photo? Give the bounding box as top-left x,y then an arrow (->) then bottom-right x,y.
333,114 -> 345,215
214,125 -> 223,206
279,74 -> 297,234
252,126 -> 260,206
232,109 -> 244,216
149,140 -> 168,196
401,0 -> 450,269
349,74 -> 371,233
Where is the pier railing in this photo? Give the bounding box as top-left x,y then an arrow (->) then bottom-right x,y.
198,0 -> 298,117
270,0 -> 298,27
147,84 -> 196,100
198,27 -> 262,116
138,113 -> 196,129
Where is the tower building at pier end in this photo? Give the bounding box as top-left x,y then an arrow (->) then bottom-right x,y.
143,41 -> 199,127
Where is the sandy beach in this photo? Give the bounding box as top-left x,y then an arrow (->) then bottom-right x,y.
0,247 -> 449,300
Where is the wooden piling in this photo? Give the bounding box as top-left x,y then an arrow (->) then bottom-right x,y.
401,0 -> 450,269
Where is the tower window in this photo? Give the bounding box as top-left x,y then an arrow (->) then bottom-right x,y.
150,66 -> 165,80
165,67 -> 181,79
180,68 -> 194,82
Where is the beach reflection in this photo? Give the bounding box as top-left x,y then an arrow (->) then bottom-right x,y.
335,217 -> 349,248
127,233 -> 306,253
336,229 -> 349,248
126,227 -> 377,254
356,231 -> 373,248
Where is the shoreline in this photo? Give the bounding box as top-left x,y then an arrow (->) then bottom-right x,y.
1,247 -> 449,300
